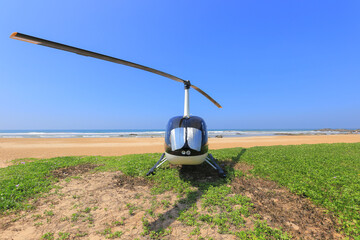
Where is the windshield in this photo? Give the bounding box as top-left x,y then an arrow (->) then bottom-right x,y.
170,127 -> 202,151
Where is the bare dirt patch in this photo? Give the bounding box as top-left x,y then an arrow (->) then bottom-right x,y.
0,162 -> 346,239
114,174 -> 152,190
231,163 -> 343,240
0,170 -> 230,240
0,171 -> 160,239
51,164 -> 99,179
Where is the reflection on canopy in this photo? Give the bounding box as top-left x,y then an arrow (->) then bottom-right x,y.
187,127 -> 202,151
170,127 -> 202,151
170,128 -> 186,151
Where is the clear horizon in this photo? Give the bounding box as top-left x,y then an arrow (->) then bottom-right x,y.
1,1 -> 359,130
0,128 -> 355,132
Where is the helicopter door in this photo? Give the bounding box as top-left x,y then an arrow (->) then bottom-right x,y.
170,127 -> 202,151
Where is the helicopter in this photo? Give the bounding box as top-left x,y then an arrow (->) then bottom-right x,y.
10,32 -> 226,178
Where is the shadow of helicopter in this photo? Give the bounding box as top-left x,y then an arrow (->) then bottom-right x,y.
147,149 -> 247,232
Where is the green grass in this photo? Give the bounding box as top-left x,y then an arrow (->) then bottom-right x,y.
0,143 -> 359,238
41,232 -> 54,240
0,154 -> 158,211
226,143 -> 360,236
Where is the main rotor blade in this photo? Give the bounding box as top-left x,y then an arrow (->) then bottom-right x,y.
191,84 -> 222,108
10,32 -> 185,84
10,32 -> 222,108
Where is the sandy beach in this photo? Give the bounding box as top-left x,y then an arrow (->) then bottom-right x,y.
0,134 -> 359,168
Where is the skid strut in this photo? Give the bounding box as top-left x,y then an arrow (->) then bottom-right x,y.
205,153 -> 226,178
146,153 -> 226,178
146,153 -> 168,176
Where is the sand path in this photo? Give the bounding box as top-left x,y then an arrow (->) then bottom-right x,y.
1,135 -> 360,168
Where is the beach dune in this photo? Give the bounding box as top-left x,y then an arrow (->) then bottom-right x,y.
1,135 -> 360,168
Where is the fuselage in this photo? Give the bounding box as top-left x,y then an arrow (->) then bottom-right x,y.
164,116 -> 208,165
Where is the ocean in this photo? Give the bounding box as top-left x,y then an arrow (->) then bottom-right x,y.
0,129 -> 352,138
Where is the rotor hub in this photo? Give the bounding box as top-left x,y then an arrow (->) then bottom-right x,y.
184,80 -> 191,89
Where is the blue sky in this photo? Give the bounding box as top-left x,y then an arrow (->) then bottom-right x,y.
0,0 -> 359,130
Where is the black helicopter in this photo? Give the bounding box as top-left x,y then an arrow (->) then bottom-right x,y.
10,32 -> 226,177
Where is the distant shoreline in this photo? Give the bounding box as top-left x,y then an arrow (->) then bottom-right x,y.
274,128 -> 360,136
0,128 -> 359,139
1,134 -> 360,168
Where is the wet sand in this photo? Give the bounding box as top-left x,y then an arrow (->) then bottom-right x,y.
1,135 -> 360,168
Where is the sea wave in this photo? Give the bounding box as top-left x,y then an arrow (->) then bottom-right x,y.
0,129 -> 357,138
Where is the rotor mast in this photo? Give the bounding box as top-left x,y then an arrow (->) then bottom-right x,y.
184,81 -> 191,118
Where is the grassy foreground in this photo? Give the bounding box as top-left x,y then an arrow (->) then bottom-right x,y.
0,143 -> 359,239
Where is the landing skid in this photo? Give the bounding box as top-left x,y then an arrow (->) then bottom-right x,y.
146,153 -> 167,176
146,153 -> 226,178
205,153 -> 226,178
